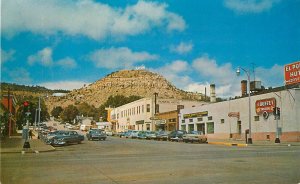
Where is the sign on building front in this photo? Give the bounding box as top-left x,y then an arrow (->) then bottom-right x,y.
255,98 -> 276,114
284,61 -> 300,85
183,111 -> 208,119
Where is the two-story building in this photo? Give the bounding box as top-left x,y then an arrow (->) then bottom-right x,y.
110,97 -> 207,132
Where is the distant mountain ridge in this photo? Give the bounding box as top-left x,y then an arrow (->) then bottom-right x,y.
46,69 -> 205,111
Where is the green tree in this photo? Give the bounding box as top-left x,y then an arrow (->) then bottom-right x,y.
51,106 -> 63,118
0,110 -> 9,136
15,97 -> 49,129
60,105 -> 79,124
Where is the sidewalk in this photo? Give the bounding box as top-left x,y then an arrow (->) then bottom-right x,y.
0,132 -> 55,154
208,138 -> 300,147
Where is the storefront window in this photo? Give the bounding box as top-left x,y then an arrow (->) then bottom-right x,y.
207,122 -> 214,134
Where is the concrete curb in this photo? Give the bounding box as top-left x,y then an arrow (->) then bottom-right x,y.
1,146 -> 56,154
208,142 -> 248,147
208,141 -> 300,147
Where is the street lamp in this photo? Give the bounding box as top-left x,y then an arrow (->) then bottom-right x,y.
236,67 -> 253,144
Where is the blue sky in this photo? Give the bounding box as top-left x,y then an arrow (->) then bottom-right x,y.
1,0 -> 300,98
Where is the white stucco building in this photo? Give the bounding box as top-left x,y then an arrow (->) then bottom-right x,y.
179,88 -> 300,142
110,97 -> 207,132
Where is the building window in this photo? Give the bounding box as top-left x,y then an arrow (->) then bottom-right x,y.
188,124 -> 194,132
221,119 -> 225,124
177,105 -> 184,110
155,104 -> 159,113
182,120 -> 185,124
147,104 -> 150,112
169,118 -> 176,122
197,117 -> 203,122
207,122 -> 214,134
208,116 -> 213,120
254,116 -> 259,121
189,119 -> 193,122
181,125 -> 186,131
142,105 -> 144,113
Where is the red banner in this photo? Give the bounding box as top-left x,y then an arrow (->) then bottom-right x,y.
284,61 -> 300,85
255,98 -> 276,114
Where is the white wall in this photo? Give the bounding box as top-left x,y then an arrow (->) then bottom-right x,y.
179,89 -> 300,141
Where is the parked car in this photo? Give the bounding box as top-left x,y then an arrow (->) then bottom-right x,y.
168,130 -> 187,142
156,131 -> 170,141
105,131 -> 114,136
182,131 -> 207,143
129,131 -> 139,139
145,131 -> 157,140
124,131 -> 132,138
86,129 -> 107,141
118,132 -> 126,138
137,131 -> 147,139
51,131 -> 84,146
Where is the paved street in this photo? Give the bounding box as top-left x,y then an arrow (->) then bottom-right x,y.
1,136 -> 300,184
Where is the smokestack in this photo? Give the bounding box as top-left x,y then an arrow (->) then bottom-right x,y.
241,80 -> 247,96
205,87 -> 207,101
210,84 -> 216,103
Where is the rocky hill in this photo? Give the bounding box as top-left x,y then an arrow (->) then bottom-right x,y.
46,69 -> 205,110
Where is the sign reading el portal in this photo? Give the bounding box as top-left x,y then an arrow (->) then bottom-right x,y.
284,61 -> 300,85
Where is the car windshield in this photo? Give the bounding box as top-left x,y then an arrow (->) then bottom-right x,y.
190,131 -> 201,135
90,130 -> 101,134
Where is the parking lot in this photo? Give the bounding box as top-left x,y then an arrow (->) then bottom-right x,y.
1,136 -> 300,184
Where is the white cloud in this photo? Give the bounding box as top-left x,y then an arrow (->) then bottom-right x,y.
88,47 -> 158,69
2,0 -> 186,40
39,81 -> 89,90
170,42 -> 193,54
255,64 -> 284,87
8,68 -> 32,84
57,57 -> 77,69
224,0 -> 280,14
153,60 -> 192,89
1,49 -> 16,64
191,55 -> 241,98
184,82 -> 210,94
192,55 -> 236,85
27,47 -> 77,69
28,47 -> 53,66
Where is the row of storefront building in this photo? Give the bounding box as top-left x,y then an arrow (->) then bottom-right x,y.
108,87 -> 300,142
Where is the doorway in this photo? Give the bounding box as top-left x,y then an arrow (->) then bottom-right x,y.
237,121 -> 242,134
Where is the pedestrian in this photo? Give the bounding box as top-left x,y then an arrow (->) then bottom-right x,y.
29,130 -> 33,139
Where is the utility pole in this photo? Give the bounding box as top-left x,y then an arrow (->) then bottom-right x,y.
8,88 -> 11,137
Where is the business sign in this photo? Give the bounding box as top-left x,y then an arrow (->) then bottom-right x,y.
183,111 -> 208,119
255,98 -> 276,114
284,61 -> 300,85
228,112 -> 240,119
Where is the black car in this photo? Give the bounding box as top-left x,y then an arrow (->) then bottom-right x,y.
51,131 -> 84,146
86,129 -> 107,141
168,130 -> 187,142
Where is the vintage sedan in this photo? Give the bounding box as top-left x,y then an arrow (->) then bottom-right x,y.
86,129 -> 107,141
168,130 -> 187,142
182,131 -> 207,143
51,131 -> 84,146
156,131 -> 170,141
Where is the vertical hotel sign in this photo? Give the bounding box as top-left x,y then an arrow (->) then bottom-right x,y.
284,61 -> 300,85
